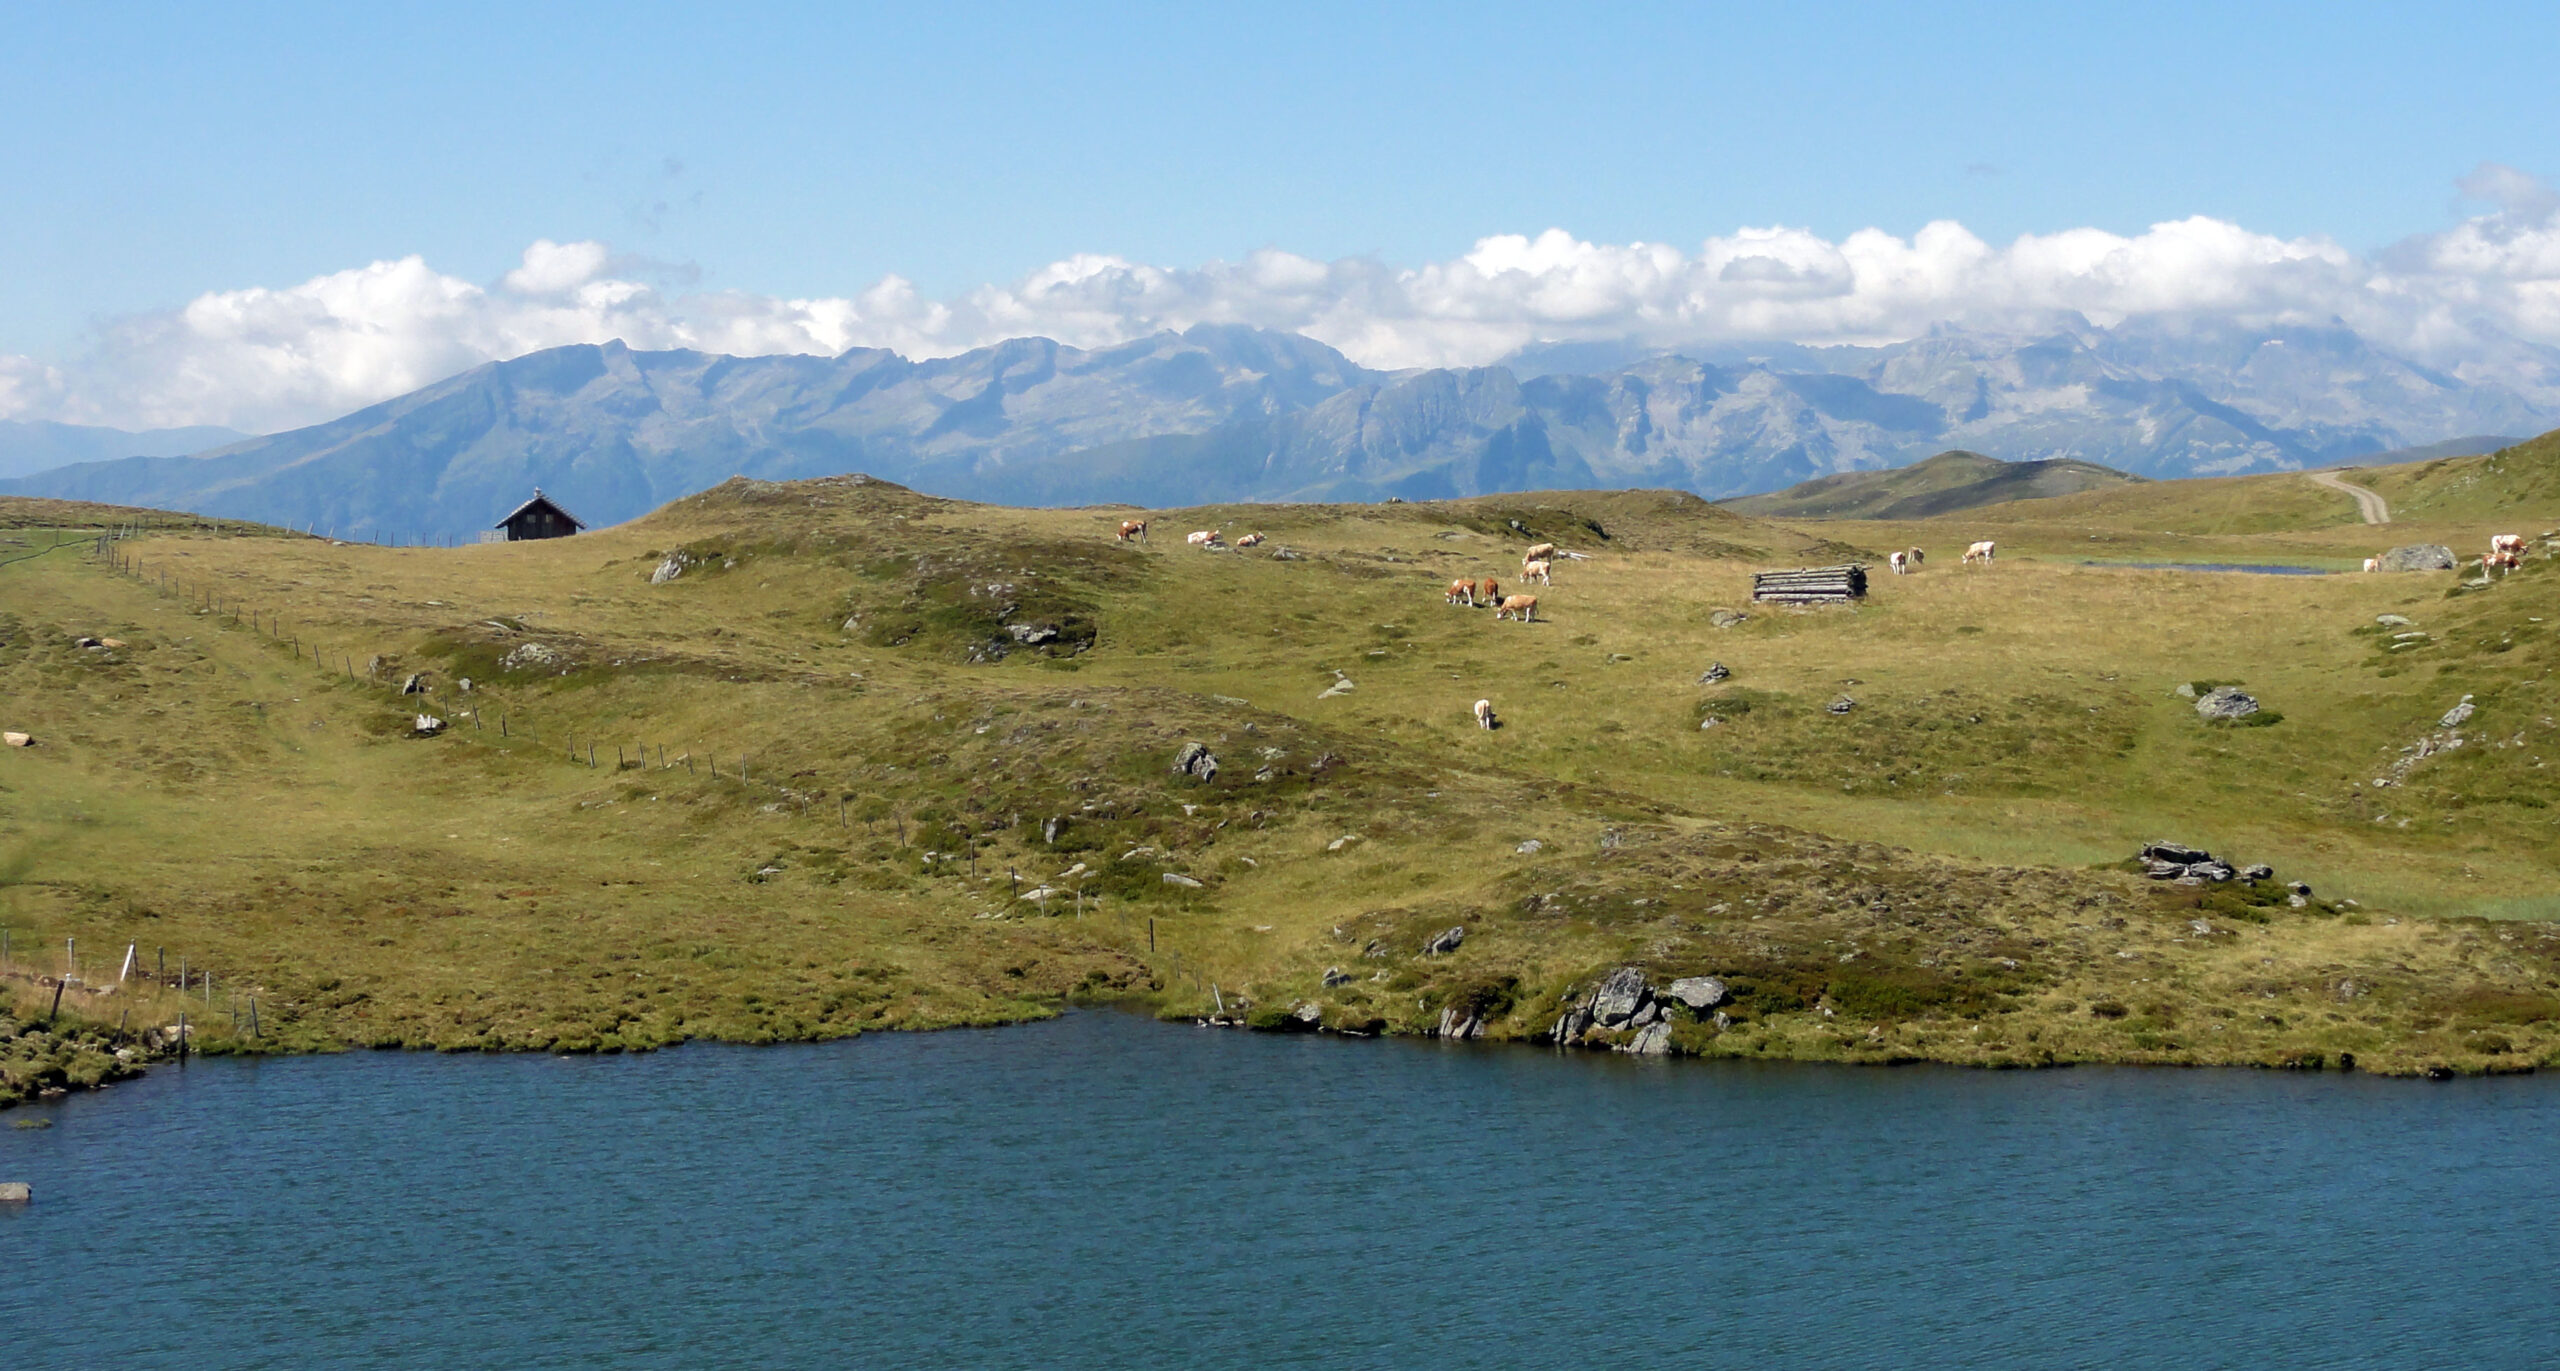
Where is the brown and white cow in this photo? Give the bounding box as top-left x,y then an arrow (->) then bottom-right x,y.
1963,540 -> 1997,564
1473,698 -> 1496,730
1906,546 -> 1925,568
1116,519 -> 1149,543
1523,542 -> 1557,565
1521,558 -> 1552,585
1235,532 -> 1266,548
1447,579 -> 1475,606
1186,530 -> 1222,548
1494,594 -> 1538,622
2492,533 -> 2525,556
1888,551 -> 1909,575
1476,575 -> 1502,606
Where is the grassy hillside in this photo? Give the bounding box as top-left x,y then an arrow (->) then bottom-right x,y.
5,472 -> 2560,1090
2362,429 -> 2560,524
1722,450 -> 2144,520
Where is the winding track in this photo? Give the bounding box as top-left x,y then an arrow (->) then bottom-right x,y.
2307,468 -> 2391,524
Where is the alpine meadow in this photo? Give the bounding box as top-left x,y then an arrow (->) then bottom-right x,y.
6,428 -> 2558,1102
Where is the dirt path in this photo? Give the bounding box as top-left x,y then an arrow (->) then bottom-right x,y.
2307,469 -> 2391,524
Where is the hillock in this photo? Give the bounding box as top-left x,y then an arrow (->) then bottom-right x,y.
3,463 -> 2557,1082
1722,450 -> 2142,520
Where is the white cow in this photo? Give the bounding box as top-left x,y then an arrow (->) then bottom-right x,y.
1521,558 -> 1552,585
1963,540 -> 1997,564
2362,557 -> 2380,573
1888,551 -> 1910,575
1186,530 -> 1222,548
1473,698 -> 1496,730
1523,542 -> 1558,564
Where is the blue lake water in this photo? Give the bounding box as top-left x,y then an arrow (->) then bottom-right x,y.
5,1011 -> 2557,1368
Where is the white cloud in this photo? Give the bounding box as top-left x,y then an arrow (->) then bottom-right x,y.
12,167 -> 2560,433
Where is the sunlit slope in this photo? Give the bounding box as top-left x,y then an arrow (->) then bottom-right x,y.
4,477 -> 2558,1077
1722,450 -> 2143,520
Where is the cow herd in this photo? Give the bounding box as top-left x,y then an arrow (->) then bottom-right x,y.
1445,544 -> 1551,625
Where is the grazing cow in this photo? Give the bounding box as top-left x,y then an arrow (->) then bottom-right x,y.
2489,547 -> 2522,572
2492,533 -> 2525,556
1888,551 -> 1909,576
1521,558 -> 1552,585
1476,575 -> 1501,607
1963,540 -> 1997,564
1116,519 -> 1149,543
1235,532 -> 1265,548
1523,542 -> 1558,565
1495,594 -> 1538,622
1907,546 -> 1925,568
2363,557 -> 2380,573
1447,579 -> 1475,606
1474,698 -> 1496,730
1186,530 -> 1222,548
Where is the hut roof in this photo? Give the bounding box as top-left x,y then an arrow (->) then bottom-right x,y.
493,489 -> 587,531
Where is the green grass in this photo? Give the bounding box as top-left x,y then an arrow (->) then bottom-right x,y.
3,464 -> 2559,1082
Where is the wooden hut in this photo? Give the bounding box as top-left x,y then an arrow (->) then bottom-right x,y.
494,489 -> 586,542
1751,564 -> 1868,603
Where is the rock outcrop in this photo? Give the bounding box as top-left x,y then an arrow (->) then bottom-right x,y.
2377,544 -> 2457,572
1170,742 -> 1219,782
2194,686 -> 2260,721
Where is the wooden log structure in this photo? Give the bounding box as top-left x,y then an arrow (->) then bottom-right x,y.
1751,564 -> 1869,603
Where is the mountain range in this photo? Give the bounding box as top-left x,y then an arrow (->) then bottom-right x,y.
5,319 -> 2555,541
0,419 -> 251,481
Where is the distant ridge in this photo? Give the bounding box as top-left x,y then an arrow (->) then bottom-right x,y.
2322,434 -> 2519,468
1719,450 -> 2144,520
0,419 -> 250,481
5,318 -> 2554,541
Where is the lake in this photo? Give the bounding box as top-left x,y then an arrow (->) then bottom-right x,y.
6,1011 -> 2555,1368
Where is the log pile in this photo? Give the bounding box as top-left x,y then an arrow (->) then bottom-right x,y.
1751,564 -> 1869,603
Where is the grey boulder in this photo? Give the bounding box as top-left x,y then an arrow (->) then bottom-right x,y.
1171,742 -> 1219,781
1668,976 -> 1728,1010
1590,966 -> 1652,1026
2377,544 -> 2457,572
2195,686 -> 2260,721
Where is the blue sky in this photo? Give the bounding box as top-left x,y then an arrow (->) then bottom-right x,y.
6,1 -> 2560,430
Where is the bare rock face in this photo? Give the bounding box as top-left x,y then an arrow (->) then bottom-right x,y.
2377,544 -> 2456,572
3,731 -> 31,747
649,551 -> 696,584
0,1182 -> 29,1203
412,715 -> 446,736
1424,926 -> 1466,957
